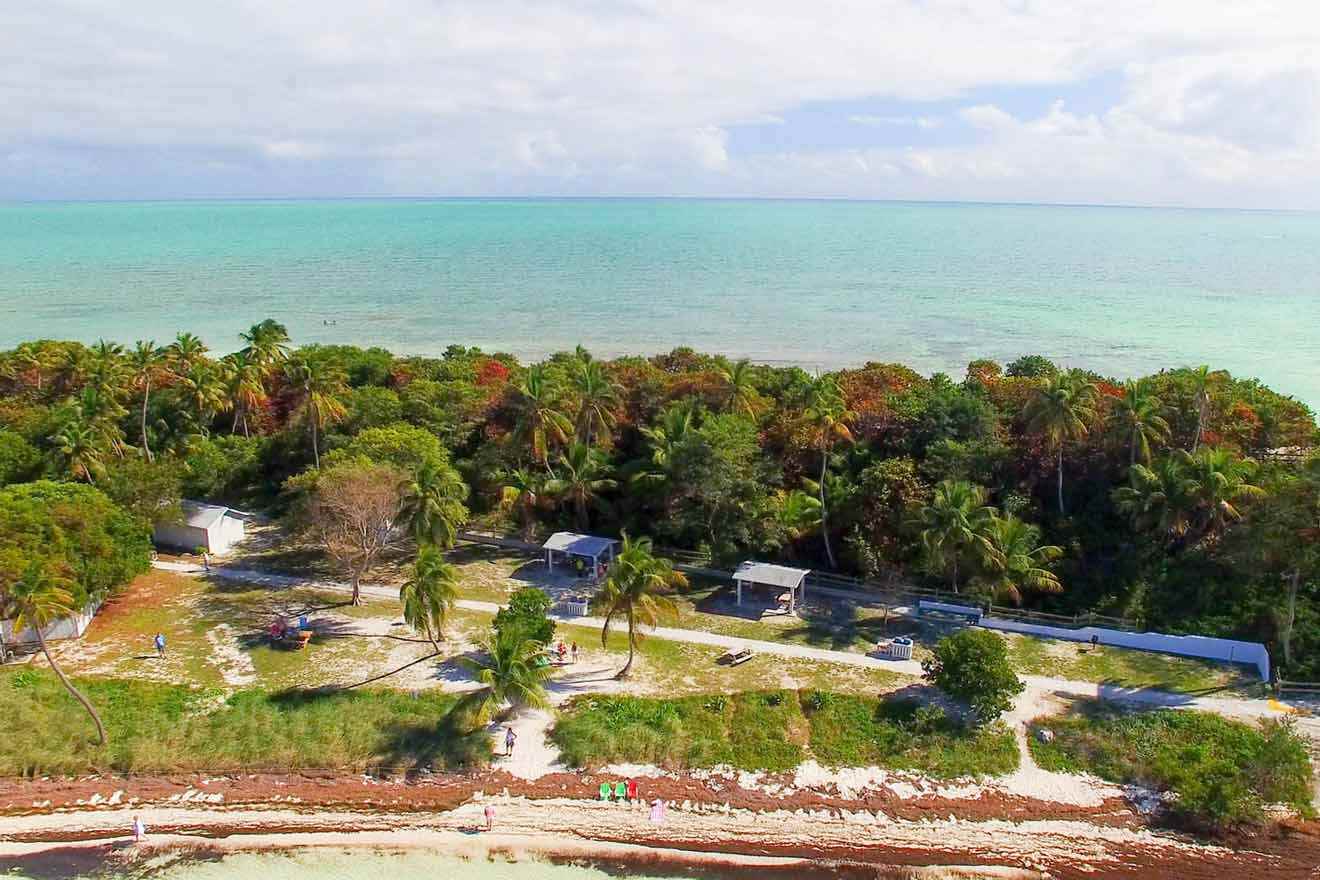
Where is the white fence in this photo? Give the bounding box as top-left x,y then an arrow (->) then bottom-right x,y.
978,616 -> 1271,681
1,601 -> 101,649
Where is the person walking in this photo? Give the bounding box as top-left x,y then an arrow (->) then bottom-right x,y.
571,641 -> 579,664
202,551 -> 210,572
505,726 -> 517,757
483,803 -> 495,832
132,815 -> 146,843
153,632 -> 166,659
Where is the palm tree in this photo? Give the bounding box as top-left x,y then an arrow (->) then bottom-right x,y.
547,442 -> 617,530
50,418 -> 107,484
977,515 -> 1062,605
6,561 -> 107,745
285,357 -> 348,468
719,358 -> 760,417
223,352 -> 269,437
1181,446 -> 1266,539
1023,370 -> 1098,514
167,332 -> 208,372
1111,379 -> 1170,467
127,341 -> 165,460
572,358 -> 620,447
511,366 -> 573,468
87,340 -> 128,403
910,480 -> 998,592
593,535 -> 686,678
1186,365 -> 1218,452
803,376 -> 855,569
501,468 -> 548,540
178,361 -> 231,436
1114,447 -> 1264,546
238,319 -> 291,371
399,546 -> 459,651
778,488 -> 823,548
457,625 -> 554,725
1113,455 -> 1197,539
397,460 -> 470,548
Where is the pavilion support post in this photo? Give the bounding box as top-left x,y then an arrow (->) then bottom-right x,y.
736,579 -> 742,606
547,549 -> 553,571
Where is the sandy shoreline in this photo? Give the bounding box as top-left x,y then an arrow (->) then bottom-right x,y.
2,772 -> 1318,880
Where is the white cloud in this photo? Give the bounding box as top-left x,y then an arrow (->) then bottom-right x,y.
2,1 -> 1320,205
850,115 -> 942,129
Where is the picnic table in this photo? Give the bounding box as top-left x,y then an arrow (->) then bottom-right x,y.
717,646 -> 755,666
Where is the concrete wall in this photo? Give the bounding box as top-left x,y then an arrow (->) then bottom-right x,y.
978,616 -> 1271,681
153,521 -> 208,553
2,600 -> 100,647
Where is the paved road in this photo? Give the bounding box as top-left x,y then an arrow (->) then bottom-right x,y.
154,560 -> 1319,737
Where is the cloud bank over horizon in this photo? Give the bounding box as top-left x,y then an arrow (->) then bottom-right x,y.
5,1 -> 1320,208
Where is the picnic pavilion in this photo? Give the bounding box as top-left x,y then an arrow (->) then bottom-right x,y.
733,561 -> 811,614
542,532 -> 619,579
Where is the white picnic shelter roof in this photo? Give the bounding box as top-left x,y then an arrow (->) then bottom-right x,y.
733,561 -> 810,589
542,532 -> 618,558
180,500 -> 233,531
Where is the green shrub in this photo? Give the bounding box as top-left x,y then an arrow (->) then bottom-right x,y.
922,629 -> 1024,723
1030,703 -> 1315,831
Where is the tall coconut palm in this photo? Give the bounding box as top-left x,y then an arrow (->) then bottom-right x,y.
910,480 -> 998,592
399,546 -> 459,650
511,366 -> 573,468
1023,370 -> 1098,514
803,376 -> 855,569
546,442 -> 617,530
285,357 -> 348,468
127,341 -> 165,460
397,460 -> 470,548
1186,365 -> 1219,452
223,352 -> 269,438
50,417 -> 107,484
501,468 -> 548,540
87,340 -> 128,403
632,401 -> 697,489
1111,379 -> 1170,467
238,319 -> 291,370
1114,447 -> 1263,546
457,625 -> 554,725
593,535 -> 686,678
178,361 -> 231,436
168,332 -> 208,372
6,561 -> 107,745
977,515 -> 1062,606
572,358 -> 620,447
718,358 -> 761,418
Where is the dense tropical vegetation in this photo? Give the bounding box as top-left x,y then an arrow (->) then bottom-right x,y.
2,324 -> 1318,680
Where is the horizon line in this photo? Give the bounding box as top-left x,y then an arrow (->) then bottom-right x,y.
3,194 -> 1317,215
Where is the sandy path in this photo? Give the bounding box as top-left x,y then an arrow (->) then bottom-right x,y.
153,560 -> 1315,737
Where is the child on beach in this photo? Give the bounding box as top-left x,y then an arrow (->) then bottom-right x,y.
132,815 -> 146,843
483,803 -> 494,832
153,633 -> 166,659
571,642 -> 579,664
505,726 -> 517,757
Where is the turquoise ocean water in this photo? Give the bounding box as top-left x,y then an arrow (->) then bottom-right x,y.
2,199 -> 1318,405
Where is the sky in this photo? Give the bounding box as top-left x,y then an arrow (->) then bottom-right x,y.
4,1 -> 1320,208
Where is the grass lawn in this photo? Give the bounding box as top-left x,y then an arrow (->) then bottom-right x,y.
552,689 -> 1018,777
1004,632 -> 1260,695
1030,700 -> 1314,827
0,667 -> 488,776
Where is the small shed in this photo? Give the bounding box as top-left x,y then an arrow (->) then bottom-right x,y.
543,532 -> 618,577
733,561 -> 810,614
153,501 -> 247,555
